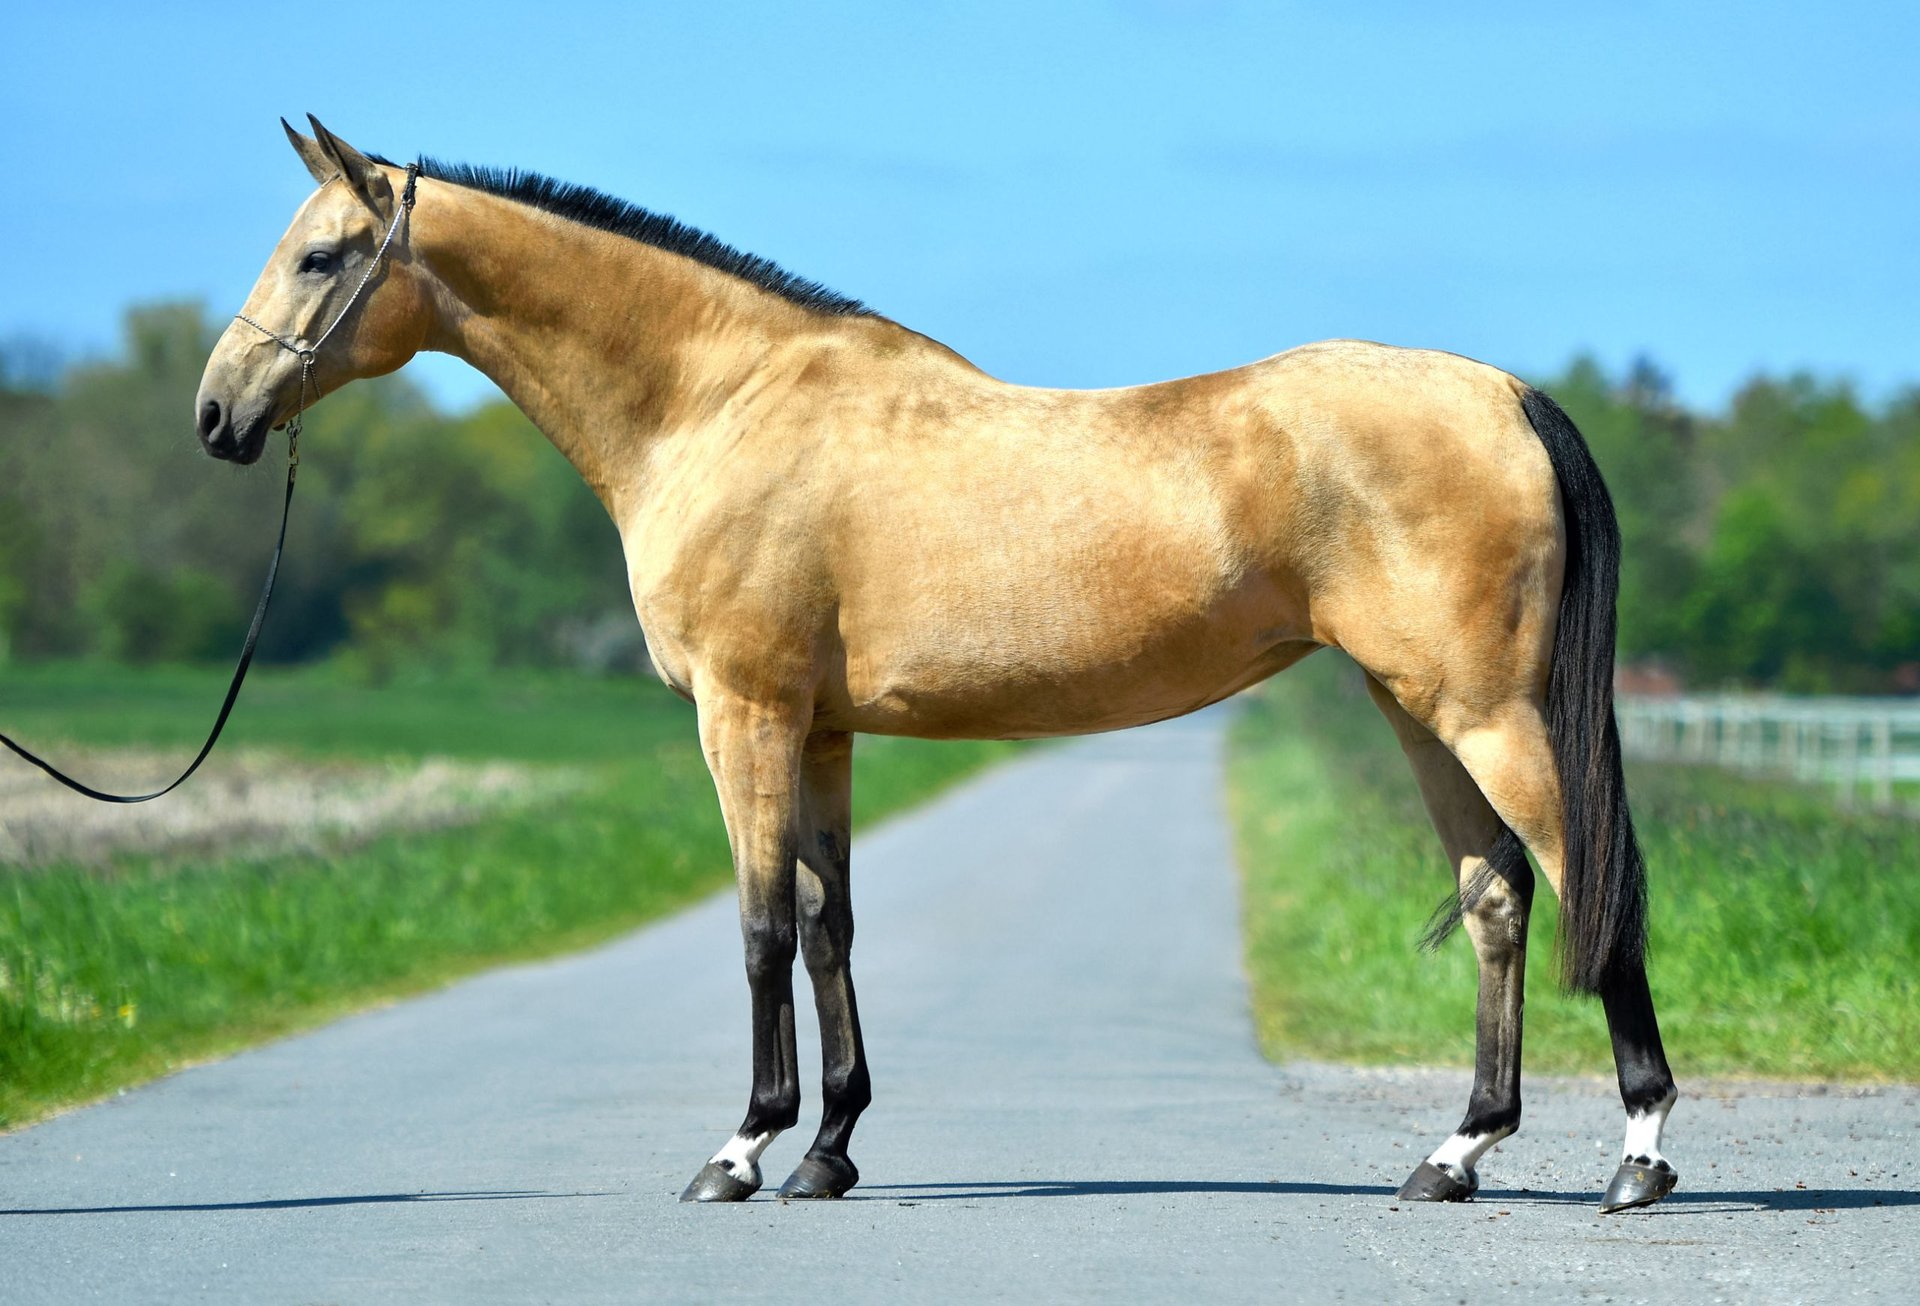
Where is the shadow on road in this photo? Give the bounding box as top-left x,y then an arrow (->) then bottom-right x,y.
863,1179 -> 1388,1199
863,1179 -> 1920,1212
1483,1187 -> 1920,1213
10,1180 -> 1912,1216
0,1190 -> 608,1217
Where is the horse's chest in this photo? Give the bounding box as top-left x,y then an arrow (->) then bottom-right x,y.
630,592 -> 698,700
645,638 -> 697,701
629,574 -> 818,705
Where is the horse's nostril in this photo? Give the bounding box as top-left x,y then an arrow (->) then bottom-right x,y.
198,398 -> 224,439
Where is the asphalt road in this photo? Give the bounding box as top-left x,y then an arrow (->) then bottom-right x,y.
2,707 -> 1914,1303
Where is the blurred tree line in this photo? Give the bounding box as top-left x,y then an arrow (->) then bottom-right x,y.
0,304 -> 633,679
1,303 -> 1915,690
1558,357 -> 1920,692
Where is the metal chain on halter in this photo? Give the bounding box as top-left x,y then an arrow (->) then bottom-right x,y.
0,162 -> 421,804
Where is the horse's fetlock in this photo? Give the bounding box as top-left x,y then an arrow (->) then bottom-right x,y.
823,1064 -> 872,1112
1459,1099 -> 1521,1144
1623,1079 -> 1678,1119
747,1091 -> 801,1134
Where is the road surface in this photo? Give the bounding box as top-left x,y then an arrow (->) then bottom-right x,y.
2,707 -> 1914,1302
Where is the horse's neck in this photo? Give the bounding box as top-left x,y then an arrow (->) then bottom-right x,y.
415,187 -> 820,518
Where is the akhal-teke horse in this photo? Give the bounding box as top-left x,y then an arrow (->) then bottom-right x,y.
190,117 -> 1679,1213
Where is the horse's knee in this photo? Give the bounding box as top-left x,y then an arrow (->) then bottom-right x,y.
796,869 -> 854,974
798,921 -> 852,975
742,915 -> 797,982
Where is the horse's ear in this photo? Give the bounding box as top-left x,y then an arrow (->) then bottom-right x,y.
282,117 -> 335,186
306,114 -> 395,215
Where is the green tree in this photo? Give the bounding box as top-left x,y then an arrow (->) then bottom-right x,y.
81,562 -> 244,664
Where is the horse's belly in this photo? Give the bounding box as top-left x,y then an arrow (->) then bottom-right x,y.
824,570 -> 1312,739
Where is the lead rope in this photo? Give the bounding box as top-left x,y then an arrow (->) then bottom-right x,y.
0,163 -> 419,804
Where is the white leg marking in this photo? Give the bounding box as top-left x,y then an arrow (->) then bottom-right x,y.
1425,1130 -> 1507,1185
1621,1088 -> 1678,1170
709,1131 -> 775,1188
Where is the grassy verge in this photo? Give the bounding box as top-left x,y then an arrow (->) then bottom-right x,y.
0,662 -> 1020,1127
1231,653 -> 1920,1080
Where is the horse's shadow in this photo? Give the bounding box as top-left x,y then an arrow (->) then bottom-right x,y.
859,1179 -> 1920,1212
0,1190 -> 604,1217
5,1181 -> 1914,1216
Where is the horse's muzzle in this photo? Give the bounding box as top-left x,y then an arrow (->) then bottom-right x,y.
195,395 -> 270,465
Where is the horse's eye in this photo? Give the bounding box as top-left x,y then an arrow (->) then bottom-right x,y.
298,249 -> 337,275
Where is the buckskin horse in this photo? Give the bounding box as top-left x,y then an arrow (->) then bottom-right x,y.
192,117 -> 1678,1212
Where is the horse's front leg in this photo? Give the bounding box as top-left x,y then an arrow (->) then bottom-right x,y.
777,730 -> 871,1199
681,693 -> 807,1203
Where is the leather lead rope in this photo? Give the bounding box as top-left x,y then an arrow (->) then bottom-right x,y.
0,162 -> 419,803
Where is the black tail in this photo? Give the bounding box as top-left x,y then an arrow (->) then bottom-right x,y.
1521,385 -> 1647,995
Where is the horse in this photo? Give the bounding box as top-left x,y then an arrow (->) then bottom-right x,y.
193,116 -> 1679,1212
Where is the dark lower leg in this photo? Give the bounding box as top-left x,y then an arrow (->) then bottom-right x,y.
1598,963 -> 1679,1212
1603,964 -> 1675,1120
681,911 -> 800,1201
779,941 -> 870,1198
739,918 -> 803,1142
804,954 -> 870,1159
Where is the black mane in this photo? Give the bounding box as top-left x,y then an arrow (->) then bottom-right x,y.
393,155 -> 873,318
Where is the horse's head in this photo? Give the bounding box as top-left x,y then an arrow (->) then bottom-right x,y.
195,117 -> 431,464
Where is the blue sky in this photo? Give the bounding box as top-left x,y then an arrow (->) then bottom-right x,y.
3,1 -> 1914,412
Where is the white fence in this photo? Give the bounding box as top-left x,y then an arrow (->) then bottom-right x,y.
1616,693 -> 1920,814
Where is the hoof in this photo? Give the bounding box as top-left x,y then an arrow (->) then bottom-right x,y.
1396,1159 -> 1478,1203
778,1153 -> 860,1200
1599,1159 -> 1677,1213
680,1160 -> 761,1203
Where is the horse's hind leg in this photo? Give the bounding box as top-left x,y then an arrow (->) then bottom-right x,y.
1365,677 -> 1534,1201
777,730 -> 872,1199
1441,699 -> 1679,1212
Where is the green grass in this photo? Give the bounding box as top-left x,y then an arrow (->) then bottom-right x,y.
0,662 -> 1021,1127
1231,653 -> 1920,1081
